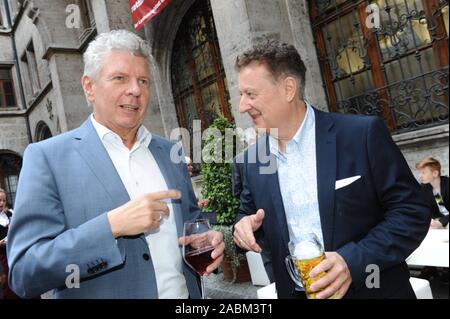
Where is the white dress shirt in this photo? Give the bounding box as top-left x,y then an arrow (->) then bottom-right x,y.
91,115 -> 189,299
269,104 -> 324,247
0,210 -> 10,228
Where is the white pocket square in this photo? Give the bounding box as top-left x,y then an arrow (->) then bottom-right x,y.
335,175 -> 361,190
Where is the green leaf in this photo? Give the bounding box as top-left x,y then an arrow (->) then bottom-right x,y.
201,117 -> 242,225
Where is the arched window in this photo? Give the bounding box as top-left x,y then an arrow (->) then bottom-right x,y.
35,121 -> 52,141
0,151 -> 22,208
171,0 -> 232,136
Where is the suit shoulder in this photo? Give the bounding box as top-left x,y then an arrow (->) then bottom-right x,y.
328,111 -> 380,127
150,134 -> 178,148
25,128 -> 79,152
325,112 -> 385,135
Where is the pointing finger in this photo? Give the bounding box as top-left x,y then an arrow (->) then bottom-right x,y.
148,189 -> 181,201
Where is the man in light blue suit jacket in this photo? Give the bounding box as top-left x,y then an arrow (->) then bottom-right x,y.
7,30 -> 224,299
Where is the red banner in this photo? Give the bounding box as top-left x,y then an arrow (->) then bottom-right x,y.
129,0 -> 171,30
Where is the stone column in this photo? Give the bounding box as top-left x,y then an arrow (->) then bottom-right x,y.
210,0 -> 328,131
284,0 -> 328,111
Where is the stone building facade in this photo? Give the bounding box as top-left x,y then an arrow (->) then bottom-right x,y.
0,0 -> 448,206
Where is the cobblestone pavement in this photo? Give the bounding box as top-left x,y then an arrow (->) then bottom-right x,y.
204,273 -> 259,299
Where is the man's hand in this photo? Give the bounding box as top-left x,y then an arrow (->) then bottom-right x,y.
308,252 -> 352,299
430,218 -> 444,229
0,236 -> 7,247
233,209 -> 265,252
107,190 -> 181,238
178,230 -> 225,275
206,230 -> 225,274
198,199 -> 209,209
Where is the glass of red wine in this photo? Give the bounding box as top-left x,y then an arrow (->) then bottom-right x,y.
182,219 -> 215,299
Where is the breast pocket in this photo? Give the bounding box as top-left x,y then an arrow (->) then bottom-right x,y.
335,176 -> 368,218
335,176 -> 364,197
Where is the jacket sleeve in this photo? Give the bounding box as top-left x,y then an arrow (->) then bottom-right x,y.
337,117 -> 431,289
235,153 -> 257,223
438,215 -> 449,227
7,143 -> 124,298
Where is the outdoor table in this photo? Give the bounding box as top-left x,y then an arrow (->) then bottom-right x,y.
406,228 -> 449,268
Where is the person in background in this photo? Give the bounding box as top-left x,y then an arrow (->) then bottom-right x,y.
416,157 -> 449,229
415,157 -> 449,283
0,188 -> 18,299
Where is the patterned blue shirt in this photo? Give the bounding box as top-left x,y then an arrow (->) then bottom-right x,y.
269,103 -> 324,247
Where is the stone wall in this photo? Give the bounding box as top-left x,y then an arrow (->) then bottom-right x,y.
209,0 -> 328,130
0,116 -> 29,155
394,124 -> 449,179
0,35 -> 13,60
27,89 -> 57,139
48,53 -> 87,132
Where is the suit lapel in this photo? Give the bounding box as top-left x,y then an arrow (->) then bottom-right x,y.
73,119 -> 130,209
268,169 -> 290,247
314,109 -> 336,251
73,119 -> 130,258
149,138 -> 184,238
259,136 -> 290,247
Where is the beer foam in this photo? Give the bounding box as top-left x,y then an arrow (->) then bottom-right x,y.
292,240 -> 322,259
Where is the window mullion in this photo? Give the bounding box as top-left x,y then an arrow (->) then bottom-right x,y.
357,1 -> 395,130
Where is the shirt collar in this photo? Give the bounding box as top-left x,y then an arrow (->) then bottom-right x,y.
90,114 -> 152,149
269,102 -> 314,158
0,211 -> 10,227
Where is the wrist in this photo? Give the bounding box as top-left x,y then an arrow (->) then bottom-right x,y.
107,209 -> 122,238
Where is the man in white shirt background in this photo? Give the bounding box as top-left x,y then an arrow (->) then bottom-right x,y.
7,30 -> 224,299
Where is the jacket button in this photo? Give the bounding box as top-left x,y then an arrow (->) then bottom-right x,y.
142,253 -> 150,261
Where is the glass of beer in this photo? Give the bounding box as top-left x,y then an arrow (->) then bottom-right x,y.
285,232 -> 327,299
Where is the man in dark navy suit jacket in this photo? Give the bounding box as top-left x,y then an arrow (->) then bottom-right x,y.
232,40 -> 431,299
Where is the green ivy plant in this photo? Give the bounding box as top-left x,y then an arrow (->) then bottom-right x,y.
201,116 -> 246,282
201,116 -> 240,225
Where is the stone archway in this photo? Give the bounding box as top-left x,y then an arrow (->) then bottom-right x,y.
143,0 -> 199,137
170,0 -> 233,134
35,120 -> 53,141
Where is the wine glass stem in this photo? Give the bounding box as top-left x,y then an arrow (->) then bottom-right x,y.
200,276 -> 206,299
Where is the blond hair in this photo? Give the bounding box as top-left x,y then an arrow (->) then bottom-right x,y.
415,157 -> 441,175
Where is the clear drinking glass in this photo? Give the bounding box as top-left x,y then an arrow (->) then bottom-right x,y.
285,232 -> 328,299
182,219 -> 215,299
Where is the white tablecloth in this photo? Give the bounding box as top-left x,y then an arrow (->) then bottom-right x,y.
406,229 -> 449,268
